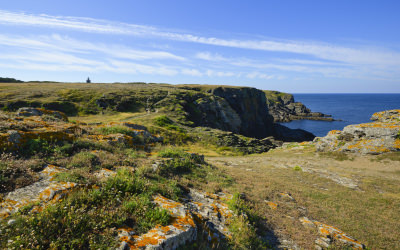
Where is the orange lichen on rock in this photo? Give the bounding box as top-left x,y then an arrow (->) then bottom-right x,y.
0,165 -> 78,219
266,201 -> 278,210
299,217 -> 365,249
118,194 -> 196,250
328,130 -> 341,135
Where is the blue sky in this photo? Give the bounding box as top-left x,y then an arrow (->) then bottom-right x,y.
0,1 -> 399,93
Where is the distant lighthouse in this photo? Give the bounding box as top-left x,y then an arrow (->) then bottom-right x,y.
86,77 -> 91,83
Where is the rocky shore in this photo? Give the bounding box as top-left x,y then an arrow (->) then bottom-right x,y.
264,90 -> 333,122
315,109 -> 400,154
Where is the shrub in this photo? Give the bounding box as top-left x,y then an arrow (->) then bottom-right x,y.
23,138 -> 54,156
158,157 -> 200,177
293,165 -> 303,171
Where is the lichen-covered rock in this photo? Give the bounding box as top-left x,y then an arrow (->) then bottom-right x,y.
0,165 -> 77,219
17,107 -> 68,121
187,189 -> 233,244
0,116 -> 77,151
315,109 -> 400,154
299,217 -> 365,249
117,190 -> 235,250
118,195 -> 197,250
371,109 -> 400,123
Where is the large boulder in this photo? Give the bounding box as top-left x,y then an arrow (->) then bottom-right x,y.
315,109 -> 400,154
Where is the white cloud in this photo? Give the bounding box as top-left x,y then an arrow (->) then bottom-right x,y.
195,52 -> 227,62
1,10 -> 399,67
246,72 -> 274,80
181,68 -> 203,76
206,70 -> 238,77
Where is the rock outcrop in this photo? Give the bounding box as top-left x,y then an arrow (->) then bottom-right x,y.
0,165 -> 77,219
118,190 -> 235,249
264,91 -> 333,122
315,109 -> 400,154
17,107 -> 68,121
300,217 -> 365,249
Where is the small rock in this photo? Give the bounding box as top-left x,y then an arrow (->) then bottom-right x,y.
7,219 -> 16,226
279,192 -> 295,201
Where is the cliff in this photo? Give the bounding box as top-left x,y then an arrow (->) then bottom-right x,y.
315,109 -> 400,154
264,90 -> 333,122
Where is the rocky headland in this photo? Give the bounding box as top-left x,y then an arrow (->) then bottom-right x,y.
264,90 -> 333,122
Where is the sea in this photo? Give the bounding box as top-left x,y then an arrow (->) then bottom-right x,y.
280,94 -> 400,137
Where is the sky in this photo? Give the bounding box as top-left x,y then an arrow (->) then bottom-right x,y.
0,0 -> 399,93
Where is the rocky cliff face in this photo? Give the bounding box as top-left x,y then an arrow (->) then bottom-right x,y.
315,109 -> 400,154
264,91 -> 333,122
208,87 -> 275,138
178,86 -> 313,141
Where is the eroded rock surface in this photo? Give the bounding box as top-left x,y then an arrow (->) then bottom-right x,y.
315,109 -> 400,154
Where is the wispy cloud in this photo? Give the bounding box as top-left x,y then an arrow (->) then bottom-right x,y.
1,9 -> 400,68
0,34 -> 185,61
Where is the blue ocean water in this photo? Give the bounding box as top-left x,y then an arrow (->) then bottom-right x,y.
280,94 -> 400,137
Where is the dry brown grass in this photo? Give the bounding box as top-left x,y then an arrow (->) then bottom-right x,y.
207,147 -> 400,249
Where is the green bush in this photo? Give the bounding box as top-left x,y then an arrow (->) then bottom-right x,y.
293,165 -> 303,171
23,138 -> 54,156
158,158 -> 198,177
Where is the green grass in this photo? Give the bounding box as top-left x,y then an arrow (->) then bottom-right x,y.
157,147 -> 189,158
154,115 -> 185,132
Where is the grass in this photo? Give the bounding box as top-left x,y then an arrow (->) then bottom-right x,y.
209,148 -> 400,249
374,152 -> 400,161
154,115 -> 185,132
319,151 -> 354,161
